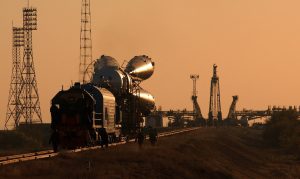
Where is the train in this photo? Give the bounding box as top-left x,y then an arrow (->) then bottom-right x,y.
50,55 -> 155,149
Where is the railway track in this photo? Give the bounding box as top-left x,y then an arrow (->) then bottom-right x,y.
0,127 -> 200,166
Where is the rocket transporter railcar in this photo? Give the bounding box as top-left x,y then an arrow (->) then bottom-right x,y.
50,55 -> 155,150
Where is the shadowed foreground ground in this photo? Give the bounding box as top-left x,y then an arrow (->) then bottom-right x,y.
0,128 -> 299,178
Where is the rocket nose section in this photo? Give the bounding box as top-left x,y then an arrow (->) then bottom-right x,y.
125,55 -> 155,81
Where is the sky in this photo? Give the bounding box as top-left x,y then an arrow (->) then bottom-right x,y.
1,0 -> 300,127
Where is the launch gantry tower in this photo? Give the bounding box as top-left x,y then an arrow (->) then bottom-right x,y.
208,64 -> 222,126
227,95 -> 238,120
190,74 -> 203,120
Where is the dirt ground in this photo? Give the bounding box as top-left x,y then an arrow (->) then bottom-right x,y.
0,127 -> 299,179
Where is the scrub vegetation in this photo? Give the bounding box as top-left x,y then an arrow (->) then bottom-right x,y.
0,124 -> 51,156
263,110 -> 300,154
0,128 -> 299,178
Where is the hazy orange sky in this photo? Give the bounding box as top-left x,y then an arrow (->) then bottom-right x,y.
1,0 -> 300,127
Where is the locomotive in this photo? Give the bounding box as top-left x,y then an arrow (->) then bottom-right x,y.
50,55 -> 155,149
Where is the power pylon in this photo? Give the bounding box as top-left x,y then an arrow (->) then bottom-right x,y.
190,74 -> 203,120
208,64 -> 222,126
79,0 -> 93,84
5,27 -> 24,129
19,7 -> 42,124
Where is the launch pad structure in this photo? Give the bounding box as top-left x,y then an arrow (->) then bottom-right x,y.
208,64 -> 222,126
190,74 -> 203,120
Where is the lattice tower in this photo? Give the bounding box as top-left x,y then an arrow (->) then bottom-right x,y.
19,7 -> 42,124
79,0 -> 93,83
5,27 -> 24,129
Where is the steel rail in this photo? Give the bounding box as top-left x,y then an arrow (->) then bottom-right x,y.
0,127 -> 200,166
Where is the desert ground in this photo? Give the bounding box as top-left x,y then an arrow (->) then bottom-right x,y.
0,127 -> 299,178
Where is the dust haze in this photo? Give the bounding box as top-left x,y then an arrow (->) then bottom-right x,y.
1,0 -> 300,127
